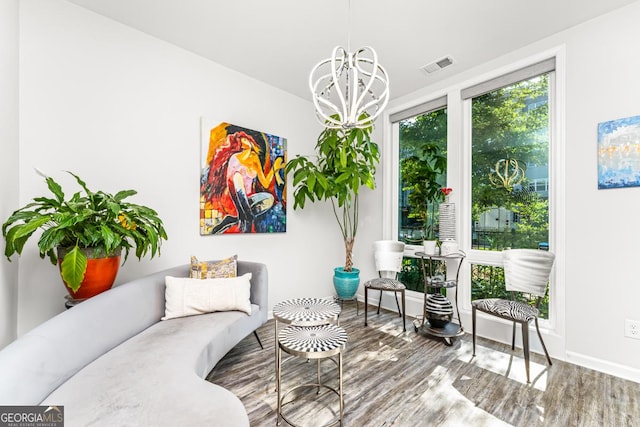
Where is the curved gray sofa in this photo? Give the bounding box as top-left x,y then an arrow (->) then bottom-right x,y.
0,260 -> 268,427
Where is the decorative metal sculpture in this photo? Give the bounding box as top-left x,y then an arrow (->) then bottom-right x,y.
489,158 -> 525,190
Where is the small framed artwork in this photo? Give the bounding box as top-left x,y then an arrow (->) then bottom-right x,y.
200,119 -> 286,235
598,114 -> 640,189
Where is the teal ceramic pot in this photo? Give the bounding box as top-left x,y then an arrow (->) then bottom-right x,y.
333,267 -> 360,299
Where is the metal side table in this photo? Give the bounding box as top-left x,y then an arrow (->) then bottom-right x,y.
273,298 -> 341,391
276,323 -> 348,427
413,250 -> 466,346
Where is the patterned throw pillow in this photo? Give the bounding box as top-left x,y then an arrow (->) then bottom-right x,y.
190,255 -> 238,279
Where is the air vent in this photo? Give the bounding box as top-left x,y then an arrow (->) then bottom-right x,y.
421,55 -> 454,75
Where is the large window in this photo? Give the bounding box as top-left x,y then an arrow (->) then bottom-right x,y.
392,98 -> 447,292
469,74 -> 550,251
398,108 -> 447,244
463,58 -> 555,316
387,58 -> 558,317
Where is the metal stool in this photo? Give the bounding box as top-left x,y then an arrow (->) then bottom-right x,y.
276,324 -> 347,427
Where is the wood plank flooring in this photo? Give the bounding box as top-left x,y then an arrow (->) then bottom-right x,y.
207,303 -> 640,426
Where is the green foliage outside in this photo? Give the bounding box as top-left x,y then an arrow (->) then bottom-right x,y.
398,73 -> 552,302
398,257 -> 423,293
398,109 -> 447,242
471,74 -> 550,251
399,257 -> 450,297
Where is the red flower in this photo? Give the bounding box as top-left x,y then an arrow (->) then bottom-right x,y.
440,187 -> 453,196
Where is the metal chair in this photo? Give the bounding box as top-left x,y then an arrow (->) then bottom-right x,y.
472,249 -> 555,383
364,240 -> 406,331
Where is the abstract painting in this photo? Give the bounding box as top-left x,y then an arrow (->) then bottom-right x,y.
200,119 -> 286,234
598,115 -> 640,189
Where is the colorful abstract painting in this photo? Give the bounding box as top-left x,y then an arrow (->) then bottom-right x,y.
598,115 -> 640,189
200,119 -> 286,234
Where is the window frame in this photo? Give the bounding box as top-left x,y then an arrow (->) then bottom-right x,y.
383,95 -> 449,247
460,60 -> 560,330
392,97 -> 448,254
382,48 -> 566,354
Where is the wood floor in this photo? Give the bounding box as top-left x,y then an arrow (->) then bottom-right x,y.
207,302 -> 640,426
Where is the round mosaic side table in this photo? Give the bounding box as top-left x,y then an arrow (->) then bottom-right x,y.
276,324 -> 348,427
273,298 -> 342,391
273,297 -> 342,326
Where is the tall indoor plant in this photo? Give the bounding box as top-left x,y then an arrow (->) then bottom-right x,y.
2,171 -> 168,299
285,119 -> 379,297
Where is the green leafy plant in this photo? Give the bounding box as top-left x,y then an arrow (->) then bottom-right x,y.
2,171 -> 168,292
285,119 -> 379,271
400,141 -> 447,240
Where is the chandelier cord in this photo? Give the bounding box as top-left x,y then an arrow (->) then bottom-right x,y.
347,0 -> 351,53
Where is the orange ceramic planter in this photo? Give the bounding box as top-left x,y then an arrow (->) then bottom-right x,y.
57,248 -> 121,300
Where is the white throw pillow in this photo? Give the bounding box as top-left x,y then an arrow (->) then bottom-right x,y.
162,273 -> 252,320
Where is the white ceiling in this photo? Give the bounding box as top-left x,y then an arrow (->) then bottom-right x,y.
65,0 -> 638,102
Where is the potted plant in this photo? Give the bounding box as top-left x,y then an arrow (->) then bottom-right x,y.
285,118 -> 379,298
2,171 -> 168,300
400,141 -> 446,253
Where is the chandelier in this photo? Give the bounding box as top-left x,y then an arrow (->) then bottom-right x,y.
309,2 -> 389,129
489,158 -> 525,190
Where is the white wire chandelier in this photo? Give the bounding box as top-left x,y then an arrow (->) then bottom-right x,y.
309,1 -> 389,130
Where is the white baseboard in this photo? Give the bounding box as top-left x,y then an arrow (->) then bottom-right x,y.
565,351 -> 640,384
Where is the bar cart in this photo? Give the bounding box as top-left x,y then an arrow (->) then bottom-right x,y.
413,250 -> 466,346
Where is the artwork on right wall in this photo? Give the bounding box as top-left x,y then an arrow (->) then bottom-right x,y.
598,114 -> 640,189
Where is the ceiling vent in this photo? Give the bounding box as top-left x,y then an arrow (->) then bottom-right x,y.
421,55 -> 454,75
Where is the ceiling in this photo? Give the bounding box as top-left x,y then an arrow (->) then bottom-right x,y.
66,0 -> 638,102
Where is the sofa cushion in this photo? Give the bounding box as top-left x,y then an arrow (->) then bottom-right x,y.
162,274 -> 252,320
42,307 -> 261,426
0,259 -> 267,425
0,266 -> 179,405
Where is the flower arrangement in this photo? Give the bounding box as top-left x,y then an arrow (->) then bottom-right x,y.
440,187 -> 453,201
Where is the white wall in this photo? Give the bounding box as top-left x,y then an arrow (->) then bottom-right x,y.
14,0 -> 380,334
9,0 -> 639,383
388,2 -> 640,381
0,0 -> 20,348
561,1 -> 640,379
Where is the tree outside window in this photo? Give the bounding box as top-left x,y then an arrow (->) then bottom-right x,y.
397,108 -> 447,292
470,73 -> 551,317
392,67 -> 553,309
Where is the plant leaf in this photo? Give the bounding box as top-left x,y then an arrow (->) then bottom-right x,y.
45,176 -> 65,202
10,216 -> 50,242
114,190 -> 137,202
60,246 -> 87,292
100,225 -> 118,253
67,171 -> 91,196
